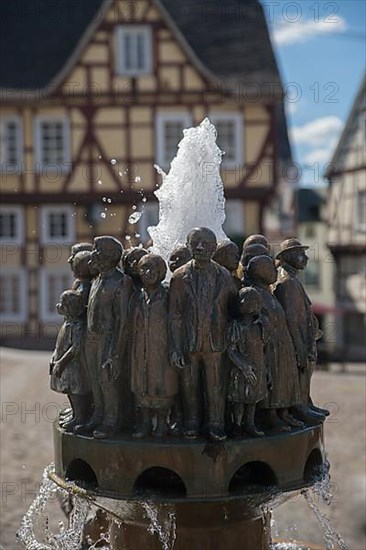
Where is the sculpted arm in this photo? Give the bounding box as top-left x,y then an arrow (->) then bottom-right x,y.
103,276 -> 133,380
274,282 -> 307,370
168,275 -> 186,368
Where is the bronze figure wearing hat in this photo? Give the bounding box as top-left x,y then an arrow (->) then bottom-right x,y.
274,238 -> 328,422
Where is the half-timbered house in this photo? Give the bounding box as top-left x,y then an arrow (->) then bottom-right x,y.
326,74 -> 366,361
0,0 -> 294,346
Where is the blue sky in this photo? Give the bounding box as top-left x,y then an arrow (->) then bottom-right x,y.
261,0 -> 365,186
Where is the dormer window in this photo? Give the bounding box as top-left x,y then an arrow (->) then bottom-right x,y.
116,26 -> 152,76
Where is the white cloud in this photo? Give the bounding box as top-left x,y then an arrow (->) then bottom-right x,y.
273,17 -> 347,46
290,116 -> 344,148
304,148 -> 334,165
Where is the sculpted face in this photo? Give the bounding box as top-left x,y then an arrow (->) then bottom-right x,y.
90,240 -> 106,272
139,255 -> 166,288
188,229 -> 217,266
286,248 -> 309,270
124,248 -> 148,278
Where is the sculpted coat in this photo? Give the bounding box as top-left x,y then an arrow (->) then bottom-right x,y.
129,285 -> 178,404
169,259 -> 237,356
274,265 -> 320,402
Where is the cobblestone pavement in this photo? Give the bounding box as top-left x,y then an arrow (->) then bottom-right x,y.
1,348 -> 365,549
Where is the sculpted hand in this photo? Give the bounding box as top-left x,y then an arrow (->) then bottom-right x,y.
245,366 -> 257,385
296,350 -> 308,372
101,358 -> 114,379
170,351 -> 186,369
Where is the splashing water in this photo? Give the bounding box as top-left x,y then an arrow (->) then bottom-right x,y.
148,118 -> 227,264
17,464 -> 91,549
142,501 -> 176,550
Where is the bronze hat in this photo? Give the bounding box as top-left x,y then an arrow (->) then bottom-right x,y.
276,238 -> 309,259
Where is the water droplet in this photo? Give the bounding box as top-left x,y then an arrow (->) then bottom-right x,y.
107,198 -> 112,203
118,171 -> 123,177
111,159 -> 117,165
132,205 -> 137,210
101,212 -> 106,219
98,179 -> 102,185
142,197 -> 147,203
128,212 -> 142,224
125,235 -> 131,241
135,176 -> 141,183
102,197 -> 106,202
98,155 -> 102,159
135,233 -> 141,238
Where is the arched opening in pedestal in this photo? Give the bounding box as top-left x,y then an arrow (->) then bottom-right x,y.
229,461 -> 277,495
133,467 -> 187,498
303,448 -> 324,483
65,458 -> 98,489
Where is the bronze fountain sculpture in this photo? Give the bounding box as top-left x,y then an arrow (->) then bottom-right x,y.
48,226 -> 327,549
23,118 -> 330,550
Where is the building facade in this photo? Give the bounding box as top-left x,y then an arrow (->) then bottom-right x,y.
0,0 -> 294,346
326,75 -> 366,361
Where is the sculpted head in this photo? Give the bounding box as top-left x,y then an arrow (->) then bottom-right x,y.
68,242 -> 93,270
247,254 -> 277,286
56,290 -> 84,318
238,287 -> 263,317
240,243 -> 270,269
168,245 -> 192,273
213,240 -> 240,272
122,247 -> 149,279
242,234 -> 270,254
72,250 -> 94,279
187,227 -> 217,266
90,236 -> 123,273
276,238 -> 309,271
138,254 -> 167,288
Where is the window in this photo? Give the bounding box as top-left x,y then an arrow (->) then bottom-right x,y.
209,113 -> 244,167
0,116 -> 23,170
35,116 -> 70,171
116,25 -> 152,76
40,269 -> 72,322
303,260 -> 320,288
0,206 -> 24,244
40,206 -> 75,244
355,190 -> 366,232
0,269 -> 27,322
156,113 -> 192,169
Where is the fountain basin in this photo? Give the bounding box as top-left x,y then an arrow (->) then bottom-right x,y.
53,420 -> 324,502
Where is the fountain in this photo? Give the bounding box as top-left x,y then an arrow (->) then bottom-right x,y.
18,119 -> 342,549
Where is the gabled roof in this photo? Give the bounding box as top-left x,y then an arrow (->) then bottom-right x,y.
0,0 -> 283,99
325,74 -> 366,179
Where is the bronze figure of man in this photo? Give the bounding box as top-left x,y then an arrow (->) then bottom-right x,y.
169,227 -> 237,442
81,236 -> 133,439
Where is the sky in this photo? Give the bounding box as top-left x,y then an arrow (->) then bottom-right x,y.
261,0 -> 366,186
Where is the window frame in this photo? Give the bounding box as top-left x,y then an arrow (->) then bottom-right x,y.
0,206 -> 24,245
39,268 -> 73,323
40,205 -> 75,245
209,112 -> 244,168
355,189 -> 366,233
0,268 -> 27,322
156,112 -> 192,169
34,115 -> 71,173
0,115 -> 23,172
115,25 -> 153,76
